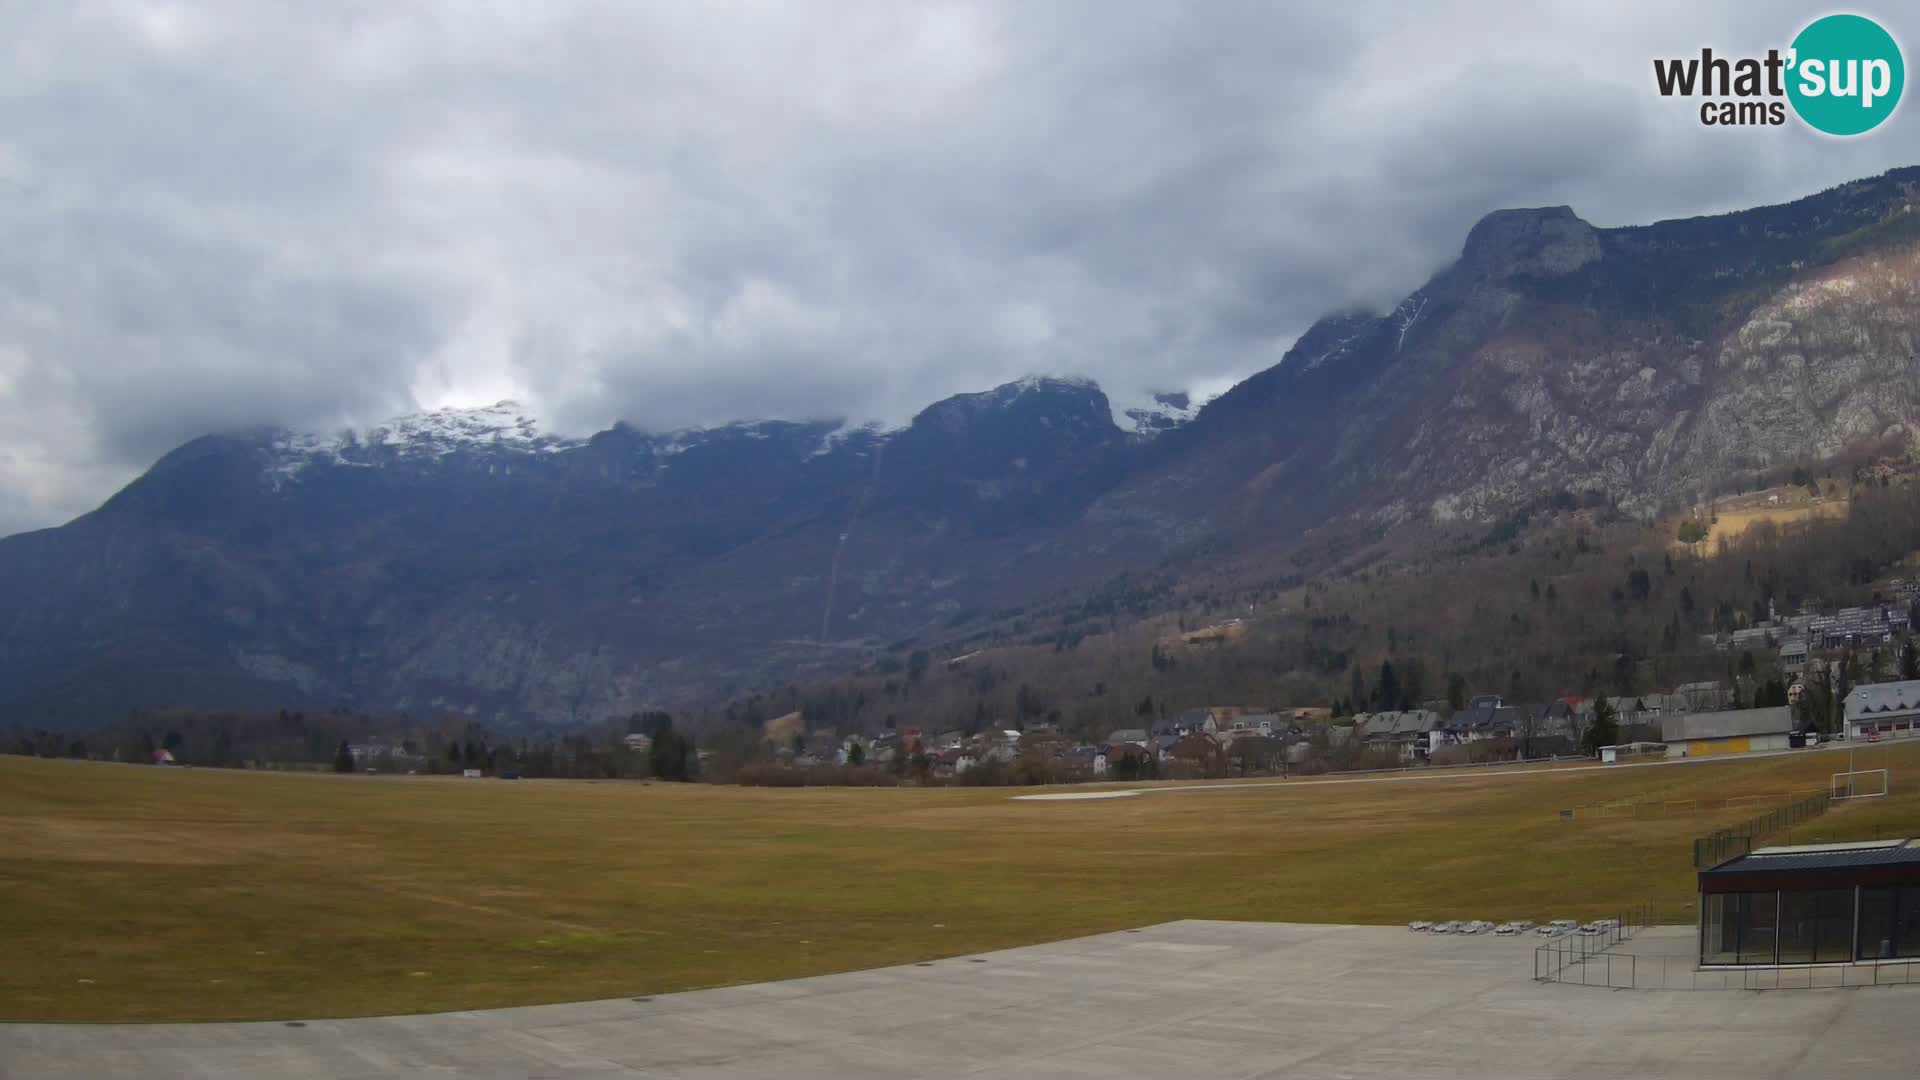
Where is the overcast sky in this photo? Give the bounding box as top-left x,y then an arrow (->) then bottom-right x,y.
1,2 -> 1914,535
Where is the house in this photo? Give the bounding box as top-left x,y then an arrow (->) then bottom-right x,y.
1360,709 -> 1444,761
1167,733 -> 1221,769
1065,745 -> 1107,776
981,741 -> 1017,764
1448,704 -> 1521,743
1169,708 -> 1219,736
1674,676 -> 1720,711
1844,680 -> 1920,743
1777,637 -> 1810,671
1525,702 -> 1581,755
1659,706 -> 1793,757
1640,692 -> 1692,717
1607,696 -> 1657,724
1225,713 -> 1281,739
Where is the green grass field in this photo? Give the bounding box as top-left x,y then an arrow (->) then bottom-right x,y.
4,746 -> 1919,1022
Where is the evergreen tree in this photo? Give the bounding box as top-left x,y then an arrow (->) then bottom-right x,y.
333,739 -> 355,773
1583,696 -> 1618,756
1373,660 -> 1402,711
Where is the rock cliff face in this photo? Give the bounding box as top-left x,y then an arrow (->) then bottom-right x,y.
5,170 -> 1920,727
1099,167 -> 1920,530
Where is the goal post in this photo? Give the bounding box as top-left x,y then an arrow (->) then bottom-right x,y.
1831,768 -> 1890,800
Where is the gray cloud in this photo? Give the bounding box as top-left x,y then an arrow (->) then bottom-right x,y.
1,0 -> 1915,535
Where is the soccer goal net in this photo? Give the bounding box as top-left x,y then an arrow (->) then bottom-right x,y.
1831,769 -> 1890,800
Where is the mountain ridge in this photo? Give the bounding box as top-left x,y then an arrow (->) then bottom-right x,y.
6,167 -> 1920,728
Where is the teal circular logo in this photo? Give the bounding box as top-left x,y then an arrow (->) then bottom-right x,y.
1787,14 -> 1905,136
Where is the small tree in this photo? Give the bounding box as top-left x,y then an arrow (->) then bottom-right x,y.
333,739 -> 355,774
847,740 -> 866,767
651,730 -> 692,781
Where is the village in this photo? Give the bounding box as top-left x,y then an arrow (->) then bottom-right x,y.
746,679 -> 1920,785
730,581 -> 1920,785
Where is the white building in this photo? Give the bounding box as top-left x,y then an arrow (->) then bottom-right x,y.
1844,680 -> 1920,743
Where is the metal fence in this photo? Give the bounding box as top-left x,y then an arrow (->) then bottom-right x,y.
1531,904 -> 1650,985
1568,954 -> 1920,990
1691,790 -> 1831,868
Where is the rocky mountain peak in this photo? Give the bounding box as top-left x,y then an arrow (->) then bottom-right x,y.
1456,205 -> 1600,281
906,375 -> 1114,437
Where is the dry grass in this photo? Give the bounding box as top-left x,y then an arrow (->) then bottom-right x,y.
1707,501 -> 1846,544
4,746 -> 1919,1022
1664,489 -> 1850,557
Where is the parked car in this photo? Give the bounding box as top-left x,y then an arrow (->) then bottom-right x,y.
1549,919 -> 1579,932
1457,921 -> 1482,935
1431,921 -> 1458,934
1408,920 -> 1433,932
1493,923 -> 1517,935
1512,920 -> 1537,932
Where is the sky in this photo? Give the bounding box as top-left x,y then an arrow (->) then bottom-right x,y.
0,1 -> 1915,536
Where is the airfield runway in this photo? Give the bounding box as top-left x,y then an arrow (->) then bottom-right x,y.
2,920 -> 1914,1078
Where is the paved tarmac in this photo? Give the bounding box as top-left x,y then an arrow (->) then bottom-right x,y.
3,920 -> 1915,1079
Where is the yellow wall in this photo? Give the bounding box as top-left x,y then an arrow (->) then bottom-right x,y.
1689,737 -> 1751,756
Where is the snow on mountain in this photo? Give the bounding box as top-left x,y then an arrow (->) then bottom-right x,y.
354,401 -> 578,455
267,401 -> 582,482
1112,389 -> 1202,435
806,419 -> 890,459
264,375 -> 1145,487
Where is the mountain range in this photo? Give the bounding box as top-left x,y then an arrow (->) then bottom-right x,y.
5,167 -> 1920,729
